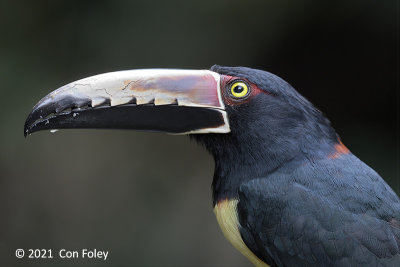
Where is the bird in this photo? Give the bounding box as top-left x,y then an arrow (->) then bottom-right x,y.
24,66 -> 400,266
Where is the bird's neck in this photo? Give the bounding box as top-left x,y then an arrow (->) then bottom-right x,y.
195,123 -> 338,206
211,136 -> 339,205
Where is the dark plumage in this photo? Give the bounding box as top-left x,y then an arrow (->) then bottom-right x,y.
193,65 -> 400,266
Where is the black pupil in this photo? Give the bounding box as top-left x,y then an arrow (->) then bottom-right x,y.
234,85 -> 244,94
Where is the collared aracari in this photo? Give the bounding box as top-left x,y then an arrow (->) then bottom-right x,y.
24,66 -> 400,267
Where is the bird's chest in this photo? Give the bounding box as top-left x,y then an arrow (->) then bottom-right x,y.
214,199 -> 269,267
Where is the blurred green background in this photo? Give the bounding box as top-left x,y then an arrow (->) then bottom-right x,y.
0,0 -> 397,266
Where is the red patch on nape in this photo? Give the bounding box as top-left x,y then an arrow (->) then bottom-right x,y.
220,75 -> 271,107
328,140 -> 350,159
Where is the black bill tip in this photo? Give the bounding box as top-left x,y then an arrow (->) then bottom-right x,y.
24,94 -> 92,137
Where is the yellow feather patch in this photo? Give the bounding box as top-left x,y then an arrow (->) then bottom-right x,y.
214,199 -> 270,267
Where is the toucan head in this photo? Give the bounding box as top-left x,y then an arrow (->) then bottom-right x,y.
25,65 -> 338,185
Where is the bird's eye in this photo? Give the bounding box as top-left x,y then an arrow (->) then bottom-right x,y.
230,81 -> 249,98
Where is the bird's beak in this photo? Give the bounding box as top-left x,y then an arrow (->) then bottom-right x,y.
24,69 -> 230,136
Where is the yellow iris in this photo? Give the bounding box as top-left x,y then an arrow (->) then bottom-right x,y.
230,82 -> 249,98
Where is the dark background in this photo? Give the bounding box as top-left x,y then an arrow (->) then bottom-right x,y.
0,0 -> 398,266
